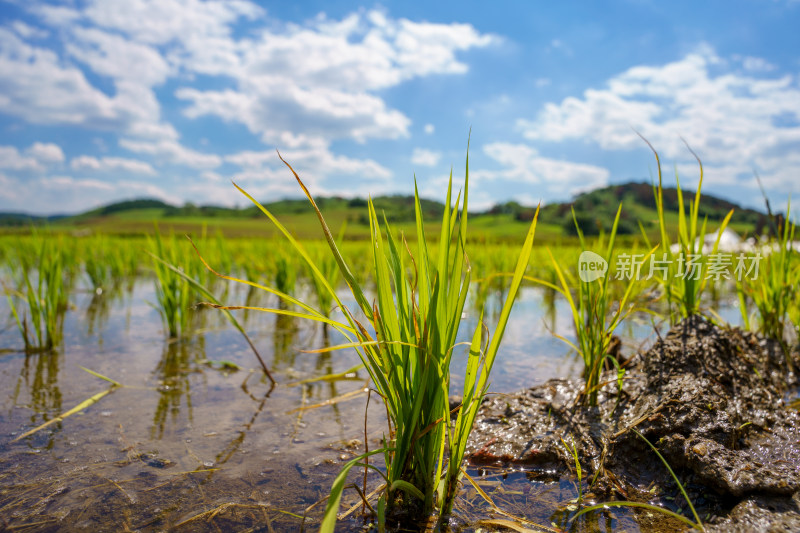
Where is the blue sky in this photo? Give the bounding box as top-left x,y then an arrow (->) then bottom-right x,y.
1,0 -> 798,215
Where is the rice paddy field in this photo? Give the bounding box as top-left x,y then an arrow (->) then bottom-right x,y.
0,173 -> 797,532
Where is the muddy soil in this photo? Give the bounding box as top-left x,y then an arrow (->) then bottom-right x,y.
468,315 -> 800,532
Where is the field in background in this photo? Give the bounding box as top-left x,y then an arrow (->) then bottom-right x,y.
0,181 -> 768,245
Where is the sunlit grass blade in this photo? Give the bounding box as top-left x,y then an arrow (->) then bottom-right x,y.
286,363 -> 364,386
78,366 -> 121,386
286,385 -> 368,414
12,369 -> 122,443
572,501 -> 703,531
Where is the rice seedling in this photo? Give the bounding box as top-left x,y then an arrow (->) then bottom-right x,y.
116,239 -> 142,284
538,206 -> 652,406
307,228 -> 345,319
200,147 -> 539,528
212,229 -> 234,278
5,233 -> 69,352
740,203 -> 797,363
274,250 -> 296,297
639,135 -> 733,324
84,241 -> 112,294
561,436 -> 583,505
149,230 -> 194,338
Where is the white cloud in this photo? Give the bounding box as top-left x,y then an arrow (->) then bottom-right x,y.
226,137 -> 392,183
200,170 -> 223,182
183,178 -> 302,208
83,0 -> 263,46
0,173 -> 178,214
411,148 -> 442,167
175,78 -> 412,145
175,9 -> 496,143
736,55 -> 776,72
224,149 -> 274,169
11,21 -> 49,40
0,27 -> 168,142
67,27 -> 171,86
4,8 -> 186,150
518,46 -> 800,193
30,4 -> 81,27
45,175 -> 114,191
4,2 -> 495,211
71,155 -> 157,175
0,173 -> 19,203
0,29 -> 120,127
26,142 -> 65,164
424,124 -> 435,135
0,146 -> 42,172
0,142 -> 64,171
476,142 -> 610,194
119,138 -> 222,169
126,121 -> 180,141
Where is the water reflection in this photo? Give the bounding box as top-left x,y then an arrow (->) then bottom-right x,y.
208,382 -> 271,477
84,281 -> 132,341
272,301 -> 298,369
551,505 -> 613,532
151,338 -> 205,439
311,324 -> 343,424
85,291 -> 111,339
12,351 -> 62,447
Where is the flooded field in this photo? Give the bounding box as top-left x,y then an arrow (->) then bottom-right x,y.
2,258 -> 792,532
0,276 -> 622,532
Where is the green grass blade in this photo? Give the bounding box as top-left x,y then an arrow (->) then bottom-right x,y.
633,429 -> 702,527
271,155 -> 370,314
572,501 -> 703,530
319,449 -> 389,533
79,366 -> 121,386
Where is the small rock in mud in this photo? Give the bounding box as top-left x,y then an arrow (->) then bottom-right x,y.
706,493 -> 800,533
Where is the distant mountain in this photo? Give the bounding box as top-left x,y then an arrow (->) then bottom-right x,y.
0,183 -> 772,238
0,212 -> 69,226
0,194 -> 452,226
488,182 -> 770,237
91,198 -> 172,215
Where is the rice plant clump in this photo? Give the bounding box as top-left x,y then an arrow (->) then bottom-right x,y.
640,135 -> 733,323
6,233 -> 69,352
742,204 -> 798,364
208,148 -> 539,529
149,230 -> 194,338
543,206 -> 651,406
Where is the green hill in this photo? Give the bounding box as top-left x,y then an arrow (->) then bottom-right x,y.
544,182 -> 766,237
0,183 -> 771,242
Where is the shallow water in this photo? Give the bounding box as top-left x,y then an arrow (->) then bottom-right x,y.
0,277 -> 745,531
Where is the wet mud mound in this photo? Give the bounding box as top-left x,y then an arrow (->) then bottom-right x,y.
468,316 -> 800,531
